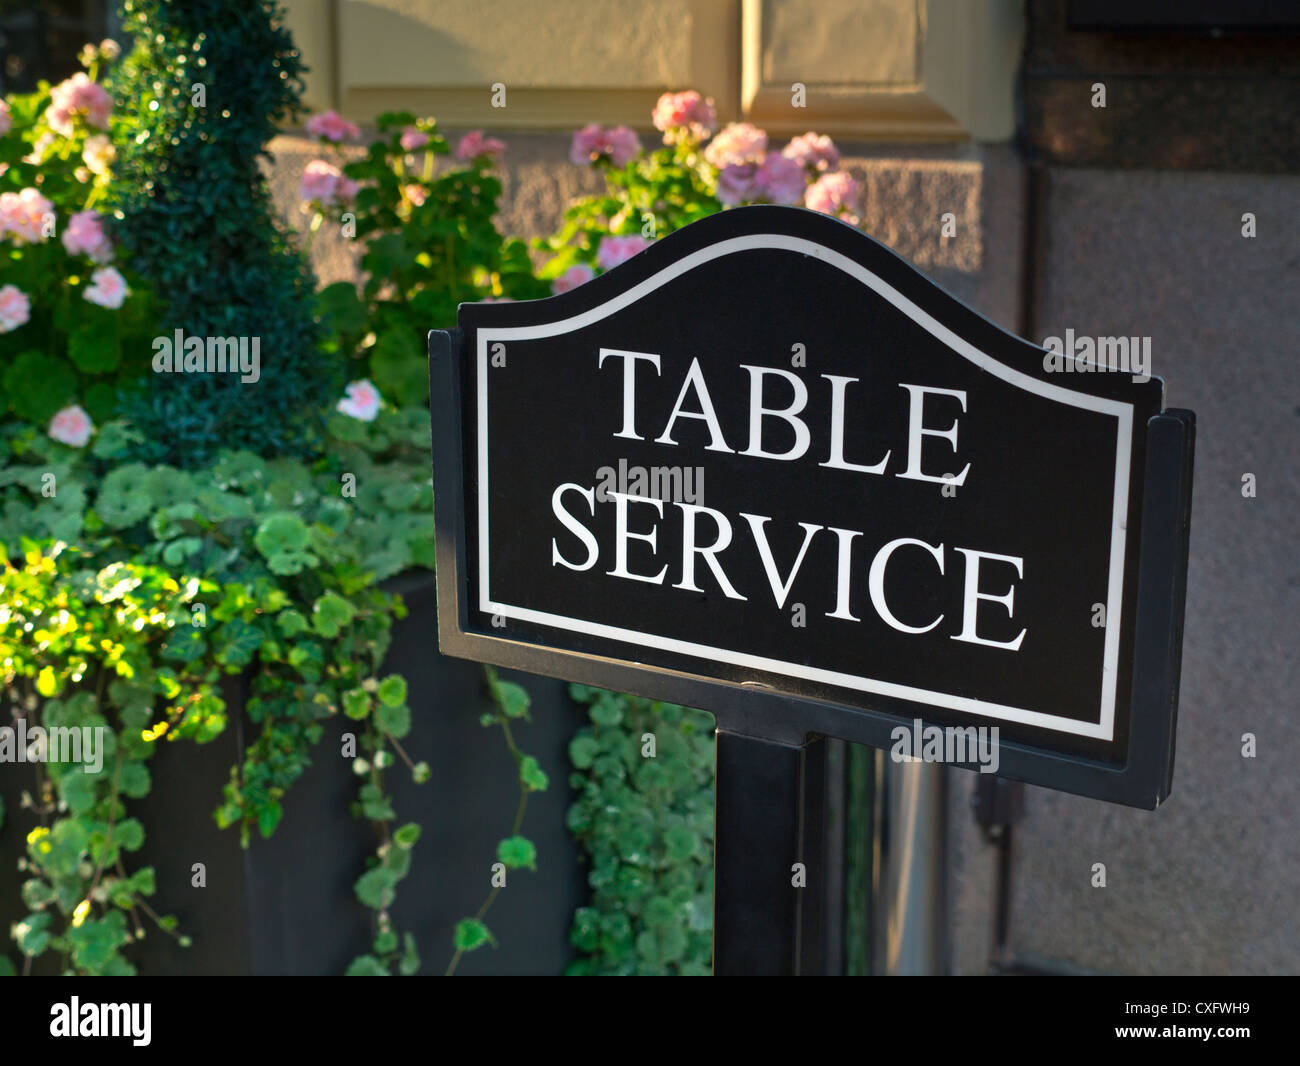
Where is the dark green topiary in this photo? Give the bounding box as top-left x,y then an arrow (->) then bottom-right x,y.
108,0 -> 334,467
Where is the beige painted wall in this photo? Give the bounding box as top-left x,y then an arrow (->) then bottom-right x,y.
281,0 -> 1022,140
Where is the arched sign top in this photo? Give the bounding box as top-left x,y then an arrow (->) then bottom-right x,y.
431,204 -> 1194,808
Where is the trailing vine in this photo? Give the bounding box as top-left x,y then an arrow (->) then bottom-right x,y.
444,666 -> 548,974
0,405 -> 432,975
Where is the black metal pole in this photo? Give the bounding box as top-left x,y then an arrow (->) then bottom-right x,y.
713,730 -> 828,975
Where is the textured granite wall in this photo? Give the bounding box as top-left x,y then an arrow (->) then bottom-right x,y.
982,167 -> 1300,975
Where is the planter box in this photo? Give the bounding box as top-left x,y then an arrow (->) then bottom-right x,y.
0,571 -> 585,975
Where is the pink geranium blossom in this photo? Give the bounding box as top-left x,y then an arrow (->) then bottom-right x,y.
704,123 -> 767,169
596,235 -> 649,271
569,124 -> 641,168
552,263 -> 594,294
400,126 -> 429,151
0,188 -> 54,244
299,160 -> 358,206
0,100 -> 11,137
782,132 -> 839,174
306,110 -> 360,142
0,284 -> 30,331
83,266 -> 128,309
753,153 -> 805,205
62,210 -> 113,263
337,379 -> 382,421
805,171 -> 860,220
652,90 -> 716,144
48,405 -> 94,448
715,162 -> 758,206
45,73 -> 111,136
404,184 -> 427,207
456,130 -> 506,164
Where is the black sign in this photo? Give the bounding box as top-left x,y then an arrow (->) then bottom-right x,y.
429,206 -> 1194,808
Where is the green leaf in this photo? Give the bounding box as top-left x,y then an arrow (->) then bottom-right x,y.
568,734 -> 598,769
355,868 -> 395,909
20,879 -> 55,910
14,912 -> 52,958
58,770 -> 98,815
370,329 -> 427,406
311,591 -> 357,637
453,918 -> 493,952
115,818 -> 145,851
411,761 -> 431,784
342,689 -> 371,720
495,680 -> 530,718
96,464 -> 153,529
589,694 -> 623,726
376,675 -> 407,707
374,701 -> 410,739
519,755 -> 549,792
253,512 -> 309,558
393,822 -> 421,849
317,281 -> 369,334
68,322 -> 121,373
398,932 -> 420,975
257,800 -> 283,838
276,609 -> 309,636
3,352 -> 76,424
345,954 -> 389,976
497,835 -> 537,871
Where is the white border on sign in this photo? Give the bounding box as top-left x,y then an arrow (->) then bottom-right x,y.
475,234 -> 1133,741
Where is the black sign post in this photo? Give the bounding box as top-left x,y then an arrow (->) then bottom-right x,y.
428,205 -> 1194,974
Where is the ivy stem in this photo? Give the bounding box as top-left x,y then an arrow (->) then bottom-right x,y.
444,666 -> 533,976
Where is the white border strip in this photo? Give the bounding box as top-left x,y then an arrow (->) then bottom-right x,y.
475,234 -> 1133,741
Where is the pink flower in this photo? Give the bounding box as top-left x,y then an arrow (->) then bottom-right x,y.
62,210 -> 113,263
0,187 -> 54,244
715,162 -> 759,206
400,126 -> 429,151
782,132 -> 839,174
652,91 -> 716,144
569,124 -> 642,168
337,379 -> 382,421
704,122 -> 767,168
752,153 -> 806,206
299,160 -> 357,206
596,235 -> 650,271
48,404 -> 93,448
805,171 -> 860,219
552,263 -> 594,294
0,284 -> 30,331
0,100 -> 11,137
45,72 -> 111,136
404,183 -> 427,207
83,266 -> 128,309
455,130 -> 505,164
305,110 -> 361,143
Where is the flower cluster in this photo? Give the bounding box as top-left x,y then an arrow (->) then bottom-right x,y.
299,159 -> 358,207
0,55 -> 139,451
300,109 -> 508,215
45,72 -> 111,137
551,91 -> 861,293
570,123 -> 642,168
306,109 -> 361,143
